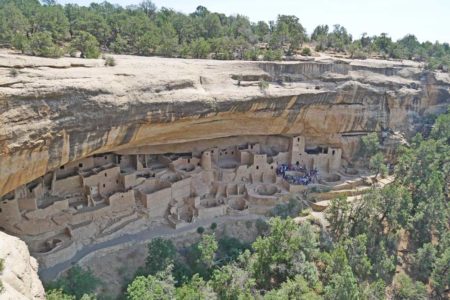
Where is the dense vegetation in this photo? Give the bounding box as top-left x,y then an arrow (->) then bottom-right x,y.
0,0 -> 449,70
45,108 -> 449,299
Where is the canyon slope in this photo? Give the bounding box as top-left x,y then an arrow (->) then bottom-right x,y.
0,49 -> 449,197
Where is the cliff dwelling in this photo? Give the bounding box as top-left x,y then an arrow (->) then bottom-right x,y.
0,135 -> 347,269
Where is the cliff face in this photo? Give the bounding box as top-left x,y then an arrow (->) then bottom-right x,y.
0,231 -> 45,299
0,50 -> 449,197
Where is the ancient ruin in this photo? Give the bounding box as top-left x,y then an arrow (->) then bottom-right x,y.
0,49 -> 449,285
0,134 -> 346,267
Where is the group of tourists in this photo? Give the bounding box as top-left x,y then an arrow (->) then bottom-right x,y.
276,164 -> 319,185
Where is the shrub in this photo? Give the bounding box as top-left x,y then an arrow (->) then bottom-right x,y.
352,49 -> 368,59
197,226 -> 205,234
11,34 -> 29,54
46,266 -> 101,299
9,68 -> 19,77
301,47 -> 312,56
218,237 -> 250,263
29,32 -> 63,58
270,197 -> 305,219
299,208 -> 312,217
255,218 -> 269,235
245,220 -> 253,229
190,38 -> 211,59
210,222 -> 217,230
70,31 -> 100,59
258,79 -> 269,90
309,186 -> 331,193
392,273 -> 427,300
104,56 -> 116,67
144,238 -> 177,275
46,289 -> 75,300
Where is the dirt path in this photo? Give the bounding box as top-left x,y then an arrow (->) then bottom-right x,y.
39,213 -> 264,282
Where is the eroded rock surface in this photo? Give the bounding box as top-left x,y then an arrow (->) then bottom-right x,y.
1,50 -> 449,197
0,231 -> 45,300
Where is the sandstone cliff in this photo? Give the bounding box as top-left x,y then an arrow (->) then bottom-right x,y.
0,231 -> 45,299
0,49 -> 449,197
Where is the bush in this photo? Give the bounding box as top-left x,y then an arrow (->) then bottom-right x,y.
71,31 -> 100,59
270,197 -> 305,219
144,238 -> 177,276
104,56 -> 116,67
46,266 -> 101,299
258,79 -> 269,90
190,38 -> 211,59
301,47 -> 312,56
210,222 -> 217,230
392,273 -> 427,300
243,49 -> 259,61
9,68 -> 19,77
352,49 -> 368,59
309,186 -> 331,193
29,32 -> 63,58
264,49 -> 283,61
11,34 -> 29,54
299,208 -> 312,217
46,289 -> 75,300
197,226 -> 205,234
255,218 -> 269,235
217,237 -> 250,263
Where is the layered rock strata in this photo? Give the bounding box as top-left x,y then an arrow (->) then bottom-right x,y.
1,51 -> 449,198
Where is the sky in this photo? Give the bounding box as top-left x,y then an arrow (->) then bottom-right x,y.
58,0 -> 450,43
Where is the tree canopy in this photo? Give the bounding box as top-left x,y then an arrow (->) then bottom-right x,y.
0,0 -> 448,70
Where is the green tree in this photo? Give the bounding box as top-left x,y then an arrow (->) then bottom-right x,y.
211,262 -> 256,299
46,289 -> 76,300
155,22 -> 178,56
202,13 -> 222,39
360,280 -> 386,300
175,274 -> 216,299
271,15 -> 306,52
136,27 -> 161,55
327,24 -> 352,52
139,0 -> 157,18
190,38 -> 211,58
70,31 -> 100,58
0,3 -> 29,45
431,107 -> 450,142
144,238 -> 177,276
47,266 -> 101,299
324,265 -> 360,300
369,152 -> 387,177
29,31 -> 63,57
411,243 -> 437,282
254,20 -> 270,42
342,234 -> 372,280
430,248 -> 450,297
326,196 -> 351,239
126,269 -> 175,300
392,273 -> 427,300
69,8 -> 110,47
251,218 -> 319,289
198,233 -> 218,268
360,132 -> 379,159
311,25 -> 329,41
34,5 -> 69,41
264,275 -> 321,300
